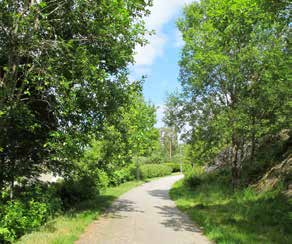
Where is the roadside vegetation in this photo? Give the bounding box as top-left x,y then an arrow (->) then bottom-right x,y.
171,171 -> 292,244
170,130 -> 291,244
0,0 -> 181,243
1,0 -> 291,243
17,180 -> 144,244
166,0 -> 291,243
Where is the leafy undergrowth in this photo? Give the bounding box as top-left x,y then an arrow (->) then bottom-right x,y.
139,164 -> 172,179
170,173 -> 292,244
17,180 -> 144,244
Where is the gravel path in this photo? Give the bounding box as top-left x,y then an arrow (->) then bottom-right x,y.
76,174 -> 211,244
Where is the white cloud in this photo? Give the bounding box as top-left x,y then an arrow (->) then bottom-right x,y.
133,0 -> 193,77
145,0 -> 193,30
134,34 -> 166,66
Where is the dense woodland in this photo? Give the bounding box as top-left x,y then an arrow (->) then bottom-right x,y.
0,0 -> 291,243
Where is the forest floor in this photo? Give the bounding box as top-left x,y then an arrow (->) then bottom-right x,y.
76,174 -> 211,244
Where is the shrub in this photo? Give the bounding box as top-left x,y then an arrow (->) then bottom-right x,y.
184,166 -> 204,188
146,154 -> 164,164
182,163 -> 193,173
184,174 -> 202,187
56,176 -> 97,209
0,200 -> 50,243
164,163 -> 181,172
164,162 -> 193,173
17,182 -> 62,216
0,181 -> 63,243
108,164 -> 136,186
139,164 -> 172,179
0,227 -> 13,243
0,182 -> 62,243
95,169 -> 109,189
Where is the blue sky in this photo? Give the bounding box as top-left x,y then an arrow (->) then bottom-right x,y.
143,21 -> 181,105
130,0 -> 193,127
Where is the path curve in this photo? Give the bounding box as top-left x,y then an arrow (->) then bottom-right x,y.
76,175 -> 211,244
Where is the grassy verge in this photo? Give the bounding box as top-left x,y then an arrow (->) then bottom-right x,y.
170,174 -> 292,244
17,180 -> 144,244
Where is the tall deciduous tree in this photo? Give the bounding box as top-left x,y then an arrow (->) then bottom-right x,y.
73,92 -> 159,183
159,127 -> 178,160
0,0 -> 152,193
171,0 -> 290,187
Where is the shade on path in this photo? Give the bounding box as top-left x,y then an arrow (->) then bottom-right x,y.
76,174 -> 211,244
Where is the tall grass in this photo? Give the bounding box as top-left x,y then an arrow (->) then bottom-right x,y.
170,170 -> 292,244
17,181 -> 144,244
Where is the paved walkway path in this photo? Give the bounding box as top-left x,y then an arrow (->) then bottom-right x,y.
76,175 -> 211,244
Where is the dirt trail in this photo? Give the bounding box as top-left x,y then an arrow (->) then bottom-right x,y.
76,174 -> 211,244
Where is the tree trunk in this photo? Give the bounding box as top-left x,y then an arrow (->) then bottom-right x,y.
231,134 -> 240,189
9,177 -> 14,200
250,116 -> 256,161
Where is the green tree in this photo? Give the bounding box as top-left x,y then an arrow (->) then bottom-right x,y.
159,127 -> 178,161
124,95 -> 159,158
0,0 -> 152,195
172,0 -> 290,187
74,92 -> 159,184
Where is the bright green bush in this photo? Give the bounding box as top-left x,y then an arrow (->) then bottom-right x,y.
0,182 -> 63,243
164,163 -> 181,172
0,183 -> 60,242
95,169 -> 109,189
184,173 -> 202,187
165,162 -> 193,173
0,227 -> 13,243
139,164 -> 172,179
182,163 -> 193,173
108,164 -> 136,186
0,200 -> 50,242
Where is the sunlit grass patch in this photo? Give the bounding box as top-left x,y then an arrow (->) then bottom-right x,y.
17,181 -> 144,244
170,176 -> 292,244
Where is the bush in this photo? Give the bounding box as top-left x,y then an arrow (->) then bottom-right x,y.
0,181 -> 63,243
95,169 -> 109,189
17,182 -> 62,216
164,163 -> 181,172
0,200 -> 50,243
108,164 -> 136,186
182,163 -> 193,173
139,164 -> 172,179
163,162 -> 194,173
184,166 -> 204,188
0,227 -> 13,243
184,174 -> 202,187
146,154 -> 164,164
56,176 -> 97,209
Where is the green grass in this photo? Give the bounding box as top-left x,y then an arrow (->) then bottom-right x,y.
170,175 -> 292,244
16,180 -> 144,244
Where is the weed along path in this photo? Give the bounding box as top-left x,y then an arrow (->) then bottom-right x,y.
76,175 -> 211,244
